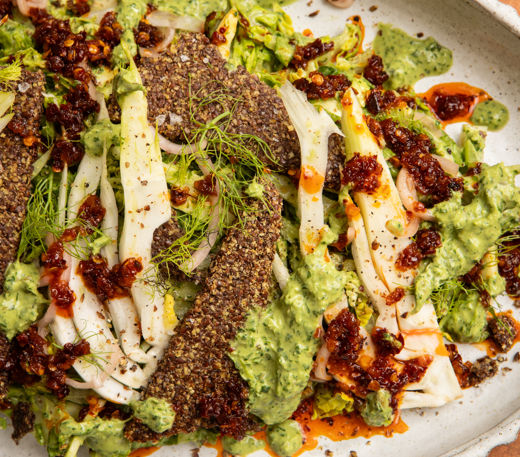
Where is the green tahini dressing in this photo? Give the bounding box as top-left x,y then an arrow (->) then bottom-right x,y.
360,389 -> 394,427
373,24 -> 452,89
229,228 -> 348,425
150,0 -> 296,20
131,397 -> 176,433
415,163 -> 520,308
438,289 -> 489,343
60,417 -> 132,457
0,262 -> 47,340
266,420 -> 303,457
222,435 -> 265,456
471,99 -> 509,131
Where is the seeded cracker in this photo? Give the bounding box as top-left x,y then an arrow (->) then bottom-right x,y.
125,181 -> 282,442
0,69 -> 44,406
0,70 -> 45,289
109,33 -> 344,190
152,218 -> 187,281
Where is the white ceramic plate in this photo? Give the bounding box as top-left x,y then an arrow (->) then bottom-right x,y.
4,0 -> 520,456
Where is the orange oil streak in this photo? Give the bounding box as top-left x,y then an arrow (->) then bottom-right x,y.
419,82 -> 490,126
294,412 -> 408,457
205,413 -> 407,457
204,438 -> 224,456
402,327 -> 441,337
402,328 -> 449,356
55,306 -> 73,318
129,447 -> 159,457
300,165 -> 325,194
349,15 -> 365,55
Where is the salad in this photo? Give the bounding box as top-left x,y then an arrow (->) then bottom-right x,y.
0,0 -> 518,456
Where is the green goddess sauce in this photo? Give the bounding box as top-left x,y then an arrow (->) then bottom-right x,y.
266,420 -> 303,457
229,228 -> 348,425
373,24 -> 452,89
0,261 -> 47,340
150,0 -> 296,20
131,397 -> 176,433
222,435 -> 265,456
471,99 -> 509,131
415,163 -> 520,308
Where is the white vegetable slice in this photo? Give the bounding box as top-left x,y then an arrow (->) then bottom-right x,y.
51,315 -> 137,404
100,150 -> 150,364
0,92 -> 15,117
0,113 -> 14,137
279,82 -> 343,255
14,0 -> 47,16
340,88 -> 462,408
272,253 -> 290,291
46,157 -> 139,400
341,89 -> 411,289
146,10 -> 204,32
396,168 -> 435,223
67,151 -> 147,389
341,194 -> 398,334
150,126 -> 203,155
118,59 -> 173,350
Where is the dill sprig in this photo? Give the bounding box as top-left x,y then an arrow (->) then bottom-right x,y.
496,229 -> 520,256
430,278 -> 469,318
0,58 -> 22,87
18,168 -> 60,262
18,166 -> 114,263
151,197 -> 211,278
152,82 -> 278,275
186,80 -> 277,225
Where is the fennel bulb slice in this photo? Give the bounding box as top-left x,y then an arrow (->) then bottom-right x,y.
118,61 -> 172,350
339,88 -> 462,408
50,315 -> 138,404
67,147 -> 147,389
279,82 -> 342,255
100,150 -> 150,364
341,88 -> 412,290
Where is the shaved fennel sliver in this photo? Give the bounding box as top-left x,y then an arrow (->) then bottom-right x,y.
66,146 -> 147,389
340,88 -> 461,408
279,82 -> 342,255
342,194 -> 398,334
212,8 -> 239,60
272,253 -> 290,291
100,150 -> 150,364
341,89 -> 411,290
50,316 -> 137,404
0,113 -> 13,136
0,92 -> 15,117
118,57 -> 172,349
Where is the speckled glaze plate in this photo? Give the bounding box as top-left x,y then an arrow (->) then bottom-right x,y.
3,0 -> 520,456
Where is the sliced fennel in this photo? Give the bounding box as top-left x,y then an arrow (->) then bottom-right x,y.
66,144 -> 147,390
48,161 -> 137,402
340,190 -> 398,334
339,88 -> 461,408
100,149 -> 150,364
341,88 -> 411,290
50,315 -> 138,405
0,92 -> 15,134
279,82 -> 342,255
118,56 -> 173,350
